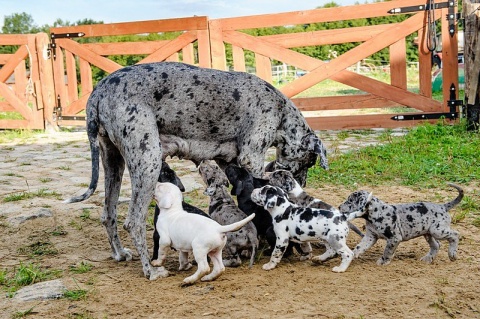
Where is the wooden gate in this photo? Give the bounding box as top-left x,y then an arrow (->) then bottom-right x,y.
48,16 -> 210,126
1,0 -> 458,130
0,33 -> 52,129
209,0 -> 459,130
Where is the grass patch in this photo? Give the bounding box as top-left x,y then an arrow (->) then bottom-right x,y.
1,262 -> 62,297
0,129 -> 41,144
17,241 -> 58,257
69,261 -> 93,274
11,305 -> 39,318
308,120 -> 480,188
3,188 -> 62,202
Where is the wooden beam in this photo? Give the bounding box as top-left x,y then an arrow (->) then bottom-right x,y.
138,31 -> 198,64
0,45 -> 29,82
83,41 -> 169,55
50,16 -> 209,37
292,95 -> 399,111
0,82 -> 31,120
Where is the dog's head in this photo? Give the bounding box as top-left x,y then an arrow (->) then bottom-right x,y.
198,160 -> 229,195
154,182 -> 183,210
338,190 -> 374,215
251,185 -> 289,212
224,164 -> 253,196
158,161 -> 185,192
265,169 -> 299,194
275,132 -> 328,187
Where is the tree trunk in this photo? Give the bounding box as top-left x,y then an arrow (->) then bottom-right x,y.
464,0 -> 480,130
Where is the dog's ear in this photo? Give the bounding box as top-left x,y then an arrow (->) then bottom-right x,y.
301,133 -> 328,170
231,180 -> 244,196
157,192 -> 173,209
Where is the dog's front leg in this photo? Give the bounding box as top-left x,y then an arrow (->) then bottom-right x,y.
263,237 -> 289,270
377,237 -> 401,266
353,230 -> 378,258
151,244 -> 169,267
178,251 -> 192,271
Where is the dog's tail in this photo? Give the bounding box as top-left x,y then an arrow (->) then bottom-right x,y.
63,99 -> 100,204
444,183 -> 464,211
247,231 -> 259,268
218,213 -> 255,233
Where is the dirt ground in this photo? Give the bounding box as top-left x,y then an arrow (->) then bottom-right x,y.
0,131 -> 479,319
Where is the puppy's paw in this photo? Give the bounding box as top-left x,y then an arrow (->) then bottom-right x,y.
420,255 -> 434,264
299,253 -> 312,261
179,263 -> 193,271
262,261 -> 277,271
448,252 -> 457,261
332,266 -> 347,273
149,266 -> 169,280
112,248 -> 133,262
151,259 -> 163,267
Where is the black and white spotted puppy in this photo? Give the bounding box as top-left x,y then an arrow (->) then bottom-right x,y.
266,169 -> 364,238
251,185 -> 364,272
199,161 -> 259,268
338,183 -> 463,266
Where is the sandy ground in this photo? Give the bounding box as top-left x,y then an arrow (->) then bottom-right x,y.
0,131 -> 479,319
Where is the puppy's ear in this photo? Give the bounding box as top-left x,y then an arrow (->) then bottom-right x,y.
231,181 -> 244,196
157,194 -> 173,209
366,192 -> 373,204
301,133 -> 328,170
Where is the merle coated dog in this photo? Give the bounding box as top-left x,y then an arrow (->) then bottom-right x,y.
338,183 -> 463,265
64,62 -> 328,279
251,185 -> 364,272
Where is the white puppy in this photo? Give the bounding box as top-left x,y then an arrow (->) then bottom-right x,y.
152,182 -> 255,286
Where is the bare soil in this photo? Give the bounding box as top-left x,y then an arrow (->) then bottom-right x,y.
0,131 -> 479,319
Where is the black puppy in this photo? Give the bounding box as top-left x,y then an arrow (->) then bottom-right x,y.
225,164 -> 310,259
152,161 -> 211,261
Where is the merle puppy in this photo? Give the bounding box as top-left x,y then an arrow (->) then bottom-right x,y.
152,161 -> 211,261
338,183 -> 463,265
225,164 -> 312,259
251,185 -> 364,272
266,169 -> 364,238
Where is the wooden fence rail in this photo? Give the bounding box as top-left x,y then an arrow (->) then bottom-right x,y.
0,0 -> 461,131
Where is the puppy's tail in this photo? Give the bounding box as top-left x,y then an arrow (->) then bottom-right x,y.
63,98 -> 100,204
218,213 -> 255,233
444,183 -> 464,211
247,231 -> 259,268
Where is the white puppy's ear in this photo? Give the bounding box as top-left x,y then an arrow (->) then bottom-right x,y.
157,195 -> 173,209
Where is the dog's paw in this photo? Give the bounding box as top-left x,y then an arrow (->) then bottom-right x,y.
151,259 -> 163,267
332,266 -> 347,273
112,248 -> 133,262
299,253 -> 312,261
448,252 -> 457,261
149,266 -> 169,280
376,258 -> 391,266
262,261 -> 277,271
179,263 -> 193,271
420,255 -> 434,264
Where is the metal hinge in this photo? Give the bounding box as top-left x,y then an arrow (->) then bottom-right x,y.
388,1 -> 453,14
391,83 -> 461,121
53,95 -> 86,122
49,32 -> 85,60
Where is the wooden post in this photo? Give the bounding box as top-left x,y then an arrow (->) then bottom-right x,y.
463,0 -> 480,130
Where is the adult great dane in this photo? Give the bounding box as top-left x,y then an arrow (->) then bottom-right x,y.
64,62 -> 328,280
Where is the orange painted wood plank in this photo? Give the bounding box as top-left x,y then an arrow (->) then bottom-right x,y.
417,25 -> 433,98
50,17 -> 209,37
0,54 -> 12,64
218,0 -> 432,30
292,95 -> 398,111
0,45 -> 29,82
0,34 -> 29,45
222,30 -> 442,112
440,7 -> 459,112
255,53 -> 272,83
63,93 -> 90,115
65,50 -> 78,105
14,61 -> 27,103
0,82 -> 31,120
390,38 -> 407,89
0,102 -> 16,112
209,19 -> 227,70
165,53 -> 179,62
232,46 -> 246,72
83,41 -> 169,55
139,31 -> 198,64
182,43 -> 194,64
197,29 -> 211,68
262,24 -> 393,48
52,47 -> 69,110
56,39 -> 122,74
0,119 -> 30,129
79,58 -> 93,96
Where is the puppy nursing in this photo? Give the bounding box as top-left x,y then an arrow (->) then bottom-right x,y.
339,183 -> 463,265
152,182 -> 255,285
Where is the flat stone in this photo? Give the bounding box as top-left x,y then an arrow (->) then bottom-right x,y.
8,208 -> 52,226
13,279 -> 66,301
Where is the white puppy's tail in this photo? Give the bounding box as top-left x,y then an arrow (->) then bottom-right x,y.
218,214 -> 255,233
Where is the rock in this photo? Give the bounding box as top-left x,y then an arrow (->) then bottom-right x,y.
7,208 -> 52,226
13,279 -> 66,301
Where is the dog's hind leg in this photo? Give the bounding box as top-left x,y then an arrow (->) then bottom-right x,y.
431,227 -> 459,261
202,249 -> 225,282
420,234 -> 441,263
183,247 -> 211,286
99,137 -> 132,262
